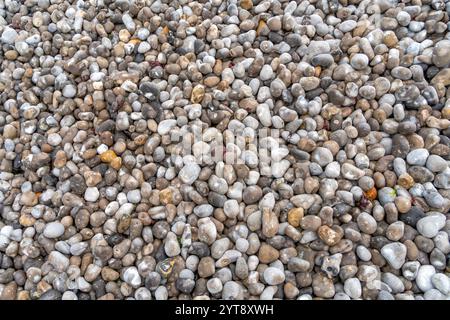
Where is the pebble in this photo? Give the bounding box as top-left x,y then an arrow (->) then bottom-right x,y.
263,267 -> 285,286
62,84 -> 77,98
406,149 -> 429,166
381,243 -> 407,269
84,187 -> 100,202
344,278 -> 362,299
351,54 -> 369,70
311,147 -> 333,167
179,163 -> 201,185
431,273 -> 449,295
426,155 -> 447,172
416,265 -> 436,292
416,214 -> 446,238
43,222 -> 65,238
48,251 -> 70,272
357,212 -> 377,234
1,27 -> 18,44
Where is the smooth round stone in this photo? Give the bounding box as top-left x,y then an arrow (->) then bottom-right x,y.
154,286 -> 168,300
48,251 -> 70,272
350,54 -> 369,70
391,66 -> 412,80
378,187 -> 396,205
157,120 -> 177,135
432,40 -> 450,67
433,172 -> 450,190
311,53 -> 334,67
84,187 -> 100,202
426,155 -> 447,172
397,11 -> 411,26
416,213 -> 446,238
223,199 -> 239,218
43,222 -> 65,238
358,176 -> 374,191
194,204 -> 214,217
393,158 -> 407,176
164,234 -> 181,257
1,27 -> 18,44
325,161 -> 340,178
127,190 -> 141,203
207,278 -> 223,294
47,133 -> 62,146
311,147 -> 333,166
243,186 -> 262,204
381,242 -> 407,269
400,206 -> 425,228
344,278 -> 362,299
386,221 -> 405,241
334,293 -> 351,300
256,104 -> 272,127
356,246 -> 372,261
123,266 -> 142,288
395,197 -> 411,214
138,42 -> 151,53
287,257 -> 310,272
424,191 -> 446,210
179,163 -> 201,185
339,20 -> 357,33
62,84 -> 77,98
382,273 -> 405,293
263,267 -> 285,285
260,65 -> 274,81
416,265 -> 436,292
357,212 -> 377,234
431,273 -> 450,295
406,149 -> 429,166
222,281 -> 244,300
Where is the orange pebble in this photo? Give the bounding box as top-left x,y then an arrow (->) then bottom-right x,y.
99,150 -> 117,163
110,157 -> 122,170
364,187 -> 377,201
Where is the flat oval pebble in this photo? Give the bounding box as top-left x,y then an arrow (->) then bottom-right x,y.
43,222 -> 65,238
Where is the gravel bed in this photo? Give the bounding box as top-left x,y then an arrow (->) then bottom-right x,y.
0,0 -> 449,300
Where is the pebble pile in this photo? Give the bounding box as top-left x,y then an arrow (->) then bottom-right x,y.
1,0 -> 450,300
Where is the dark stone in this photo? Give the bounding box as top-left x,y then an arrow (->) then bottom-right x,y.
407,166 -> 434,183
400,207 -> 426,227
188,242 -> 211,258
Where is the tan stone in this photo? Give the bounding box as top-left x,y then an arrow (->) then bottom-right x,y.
398,173 -> 414,189
258,243 -> 279,264
19,214 -> 36,227
240,0 -> 253,10
84,171 -> 102,187
101,267 -> 120,281
159,188 -> 173,205
100,150 -> 117,162
318,225 -> 342,246
262,208 -> 279,238
431,68 -> 450,86
53,150 -> 67,168
204,76 -> 220,87
191,84 -> 205,104
287,208 -> 304,227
